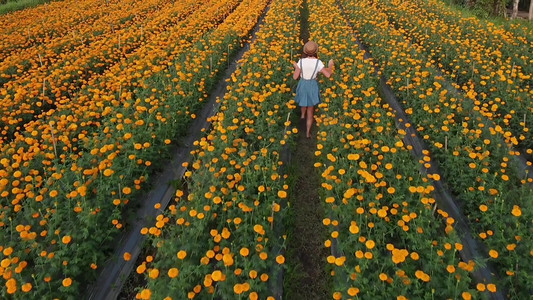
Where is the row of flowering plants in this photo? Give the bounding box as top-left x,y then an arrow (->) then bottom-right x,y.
0,0 -> 145,60
0,0 -> 264,297
341,0 -> 532,297
0,0 -> 179,84
374,0 -> 533,152
406,0 -> 533,78
130,0 -> 301,299
308,0 -> 480,299
0,0 -> 206,141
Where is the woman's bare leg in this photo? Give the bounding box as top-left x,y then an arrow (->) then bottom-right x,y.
300,106 -> 306,119
306,106 -> 314,138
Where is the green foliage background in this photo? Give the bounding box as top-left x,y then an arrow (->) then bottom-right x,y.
0,0 -> 53,15
444,0 -> 512,17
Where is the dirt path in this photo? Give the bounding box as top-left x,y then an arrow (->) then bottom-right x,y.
284,121 -> 329,299
284,0 -> 329,298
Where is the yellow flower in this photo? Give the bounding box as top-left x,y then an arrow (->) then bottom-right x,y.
21,282 -> 32,292
123,252 -> 131,261
511,205 -> 521,217
212,270 -> 223,281
103,169 -> 114,177
234,283 -> 244,294
276,255 -> 285,264
347,287 -> 360,296
253,224 -> 265,235
62,278 -> 72,287
62,235 -> 72,244
149,268 -> 159,279
446,265 -> 456,273
365,240 -> 375,249
347,153 -> 360,160
136,264 -> 146,274
168,268 -> 179,278
140,289 -> 151,300
177,250 -> 187,260
240,247 -> 250,257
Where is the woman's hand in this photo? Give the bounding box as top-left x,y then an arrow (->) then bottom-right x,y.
320,59 -> 335,78
292,61 -> 301,80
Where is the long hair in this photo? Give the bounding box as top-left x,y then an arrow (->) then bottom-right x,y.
301,52 -> 318,59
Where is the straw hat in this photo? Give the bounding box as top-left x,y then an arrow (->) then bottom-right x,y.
303,41 -> 318,55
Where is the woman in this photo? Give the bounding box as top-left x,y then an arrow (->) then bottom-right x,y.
292,41 -> 334,138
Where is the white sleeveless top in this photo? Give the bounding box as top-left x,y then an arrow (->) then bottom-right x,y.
297,58 -> 324,80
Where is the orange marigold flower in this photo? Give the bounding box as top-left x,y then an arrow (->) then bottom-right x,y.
6,278 -> 17,294
149,268 -> 159,279
103,169 -> 114,177
177,250 -> 187,260
365,240 -> 375,249
21,282 -> 32,292
511,205 -> 521,217
123,252 -> 131,261
249,292 -> 259,300
347,287 -> 360,296
168,268 -> 180,278
62,236 -> 72,244
3,247 -> 13,256
461,292 -> 472,300
62,278 -> 72,287
140,289 -> 151,300
240,248 -> 249,257
276,255 -> 285,264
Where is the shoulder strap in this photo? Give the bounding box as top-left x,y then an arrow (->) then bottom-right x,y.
299,60 -> 304,80
309,59 -> 320,79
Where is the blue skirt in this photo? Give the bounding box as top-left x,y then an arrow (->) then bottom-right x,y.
295,79 -> 320,107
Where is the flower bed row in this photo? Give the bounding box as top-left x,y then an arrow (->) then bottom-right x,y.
341,0 -> 532,297
375,0 -> 533,152
0,0 -> 154,60
0,0 -> 178,84
0,0 -> 207,141
309,0 -> 480,299
408,0 -> 533,76
129,0 -> 302,298
0,0 -> 263,297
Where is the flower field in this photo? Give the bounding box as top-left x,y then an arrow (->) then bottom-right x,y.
339,0 -> 532,297
310,0 -> 479,298
1,0 -> 531,298
130,0 -> 299,298
0,0 -> 209,141
0,0 -> 269,297
375,0 -> 533,152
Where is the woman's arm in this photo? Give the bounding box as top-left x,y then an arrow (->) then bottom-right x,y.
292,61 -> 301,80
320,59 -> 334,78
